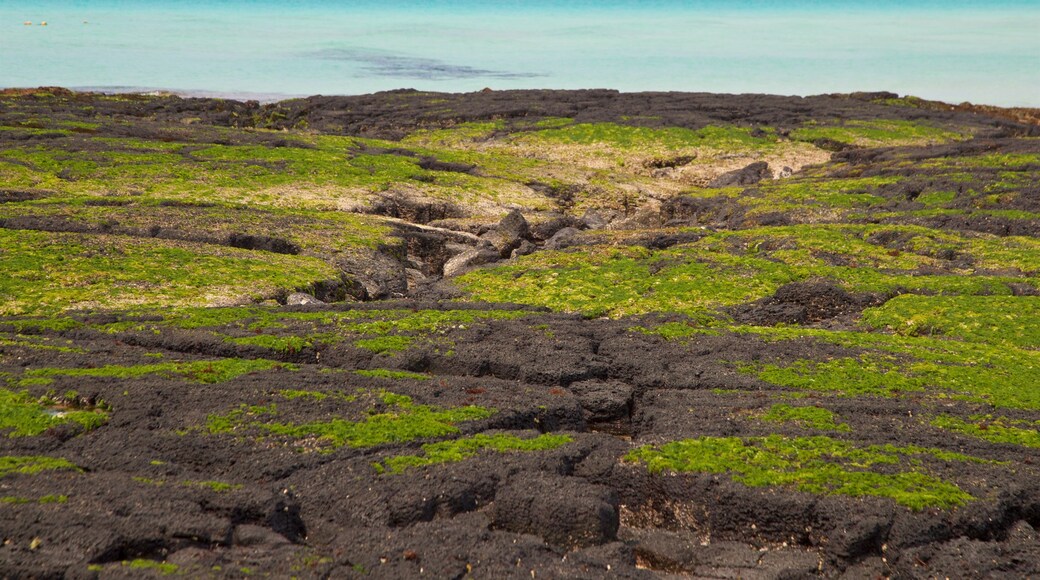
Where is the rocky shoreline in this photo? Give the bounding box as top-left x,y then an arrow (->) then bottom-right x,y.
0,88 -> 1038,578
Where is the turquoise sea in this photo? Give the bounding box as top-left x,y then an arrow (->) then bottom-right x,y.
1,1 -> 1038,105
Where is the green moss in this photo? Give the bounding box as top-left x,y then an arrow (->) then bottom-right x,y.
759,404 -> 850,432
206,393 -> 495,450
354,335 -> 415,353
376,433 -> 572,474
0,455 -> 79,478
0,333 -> 84,353
25,358 -> 290,384
742,356 -> 919,397
354,369 -> 431,381
1,494 -> 68,504
625,435 -> 976,510
916,190 -> 958,207
861,295 -> 1040,349
124,559 -> 179,575
527,123 -> 777,151
932,415 -> 1040,448
186,480 -> 242,492
737,326 -> 1040,409
460,224 -> 1036,318
629,319 -> 720,340
278,390 -> 328,401
749,176 -> 897,211
229,334 -> 316,353
0,389 -> 108,437
790,119 -> 966,146
0,229 -> 340,316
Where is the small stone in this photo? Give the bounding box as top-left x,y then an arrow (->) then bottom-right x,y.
442,248 -> 500,277
286,292 -> 324,306
511,240 -> 536,259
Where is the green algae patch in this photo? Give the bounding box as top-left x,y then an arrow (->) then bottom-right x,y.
741,356 -> 921,397
759,404 -> 850,432
738,326 -> 1040,410
457,224 -> 1037,318
375,433 -> 572,474
0,333 -> 84,353
0,389 -> 108,437
206,392 -> 494,451
355,369 -> 431,381
229,333 -> 320,354
147,307 -> 532,355
185,480 -> 242,493
861,295 -> 1040,349
629,317 -> 722,340
0,455 -> 79,478
123,559 -> 179,575
0,494 -> 67,505
0,229 -> 340,316
25,358 -> 290,385
790,119 -> 967,146
932,415 -> 1040,448
625,435 -> 976,510
526,122 -> 778,152
355,335 -> 415,354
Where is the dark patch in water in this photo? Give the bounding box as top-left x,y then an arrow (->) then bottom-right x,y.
307,48 -> 543,80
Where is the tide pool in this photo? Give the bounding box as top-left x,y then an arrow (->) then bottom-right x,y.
1,0 -> 1038,105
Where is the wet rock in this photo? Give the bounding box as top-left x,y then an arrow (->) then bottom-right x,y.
610,204 -> 665,230
708,161 -> 772,188
730,278 -> 885,325
334,250 -> 408,299
232,524 -> 292,547
580,209 -> 616,229
567,380 -> 633,422
442,248 -> 500,277
530,214 -> 584,241
826,516 -> 890,561
491,473 -> 619,549
624,527 -> 700,571
285,292 -> 324,306
510,240 -> 536,259
405,268 -> 427,290
481,210 -> 530,257
544,227 -> 583,250
498,209 -> 530,240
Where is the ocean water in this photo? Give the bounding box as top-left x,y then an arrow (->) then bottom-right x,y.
1,0 -> 1038,106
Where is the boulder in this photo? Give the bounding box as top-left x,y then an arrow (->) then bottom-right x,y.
544,227 -> 583,250
510,240 -> 536,259
285,292 -> 324,306
442,248 -> 500,277
580,209 -> 617,229
708,161 -> 772,188
498,209 -> 530,240
567,380 -> 634,422
481,210 -> 530,257
334,250 -> 408,300
491,474 -> 619,549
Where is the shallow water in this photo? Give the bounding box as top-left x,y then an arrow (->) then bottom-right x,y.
1,0 -> 1038,105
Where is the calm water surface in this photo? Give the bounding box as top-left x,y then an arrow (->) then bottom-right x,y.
1,1 -> 1038,105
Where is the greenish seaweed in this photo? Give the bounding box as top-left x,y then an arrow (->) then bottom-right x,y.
354,369 -> 432,381
25,358 -> 290,385
759,404 -> 850,432
206,392 -> 495,451
626,435 -> 977,510
932,414 -> 1040,448
375,433 -> 572,474
0,389 -> 108,436
0,455 -> 80,478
